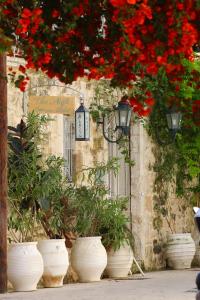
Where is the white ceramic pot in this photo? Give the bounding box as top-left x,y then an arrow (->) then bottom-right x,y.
71,237 -> 107,282
8,242 -> 44,292
166,233 -> 195,269
106,244 -> 133,278
37,239 -> 69,288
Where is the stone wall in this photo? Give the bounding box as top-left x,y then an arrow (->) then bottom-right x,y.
7,56 -> 195,271
7,57 -> 108,176
130,122 -> 195,270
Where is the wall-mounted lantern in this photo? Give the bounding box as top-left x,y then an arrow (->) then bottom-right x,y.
99,96 -> 132,143
166,106 -> 182,139
156,105 -> 182,145
75,95 -> 90,141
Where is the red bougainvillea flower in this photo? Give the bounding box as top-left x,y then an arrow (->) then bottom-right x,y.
52,9 -> 60,18
1,0 -> 200,118
18,65 -> 26,73
21,8 -> 32,18
127,0 -> 137,4
145,98 -> 155,106
109,0 -> 124,6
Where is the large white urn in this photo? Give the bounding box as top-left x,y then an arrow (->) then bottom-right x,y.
166,233 -> 195,269
37,239 -> 69,288
8,242 -> 44,292
71,237 -> 107,282
106,244 -> 133,278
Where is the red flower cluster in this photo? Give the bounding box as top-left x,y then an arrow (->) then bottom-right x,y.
18,78 -> 28,92
16,8 -> 43,36
0,0 -> 199,118
110,0 -> 138,7
129,91 -> 155,117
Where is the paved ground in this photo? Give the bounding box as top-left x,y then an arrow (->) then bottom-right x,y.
0,269 -> 199,300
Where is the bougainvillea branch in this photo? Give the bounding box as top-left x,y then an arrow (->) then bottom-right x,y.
0,0 -> 200,117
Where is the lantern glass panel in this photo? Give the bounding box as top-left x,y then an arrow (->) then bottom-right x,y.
119,109 -> 128,127
85,111 -> 90,139
126,109 -> 132,127
114,108 -> 120,127
166,112 -> 182,130
76,112 -> 85,139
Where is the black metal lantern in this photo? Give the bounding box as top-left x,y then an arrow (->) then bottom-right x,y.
155,105 -> 182,145
114,97 -> 132,135
166,106 -> 182,140
75,95 -> 90,141
100,96 -> 132,143
166,110 -> 182,130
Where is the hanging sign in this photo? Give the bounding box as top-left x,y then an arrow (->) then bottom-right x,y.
29,96 -> 75,115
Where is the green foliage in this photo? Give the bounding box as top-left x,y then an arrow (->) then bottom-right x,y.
39,183 -> 76,242
100,197 -> 134,251
71,159 -> 120,237
8,113 -> 133,249
148,60 -> 200,232
8,112 -> 70,242
70,159 -> 133,250
178,59 -> 200,102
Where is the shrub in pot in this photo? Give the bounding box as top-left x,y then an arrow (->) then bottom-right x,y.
36,163 -> 72,288
100,197 -> 134,278
7,113 -> 48,291
70,159 -> 120,282
8,113 -> 70,289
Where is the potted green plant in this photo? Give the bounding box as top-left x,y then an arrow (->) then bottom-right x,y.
35,157 -> 71,288
70,159 -> 120,282
7,112 -> 70,290
99,197 -> 134,278
7,113 -> 47,291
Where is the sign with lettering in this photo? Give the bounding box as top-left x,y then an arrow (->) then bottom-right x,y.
29,96 -> 75,115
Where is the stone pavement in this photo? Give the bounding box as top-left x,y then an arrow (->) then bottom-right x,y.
0,269 -> 199,300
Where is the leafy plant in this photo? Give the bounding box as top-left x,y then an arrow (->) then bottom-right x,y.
8,112 -> 72,242
100,197 -> 134,251
71,159 -> 119,237
8,112 -> 49,242
148,88 -> 200,233
70,159 -> 134,251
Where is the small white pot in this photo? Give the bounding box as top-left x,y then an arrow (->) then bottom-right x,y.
106,244 -> 133,278
37,239 -> 69,288
8,242 -> 44,292
166,233 -> 195,269
71,237 -> 107,282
